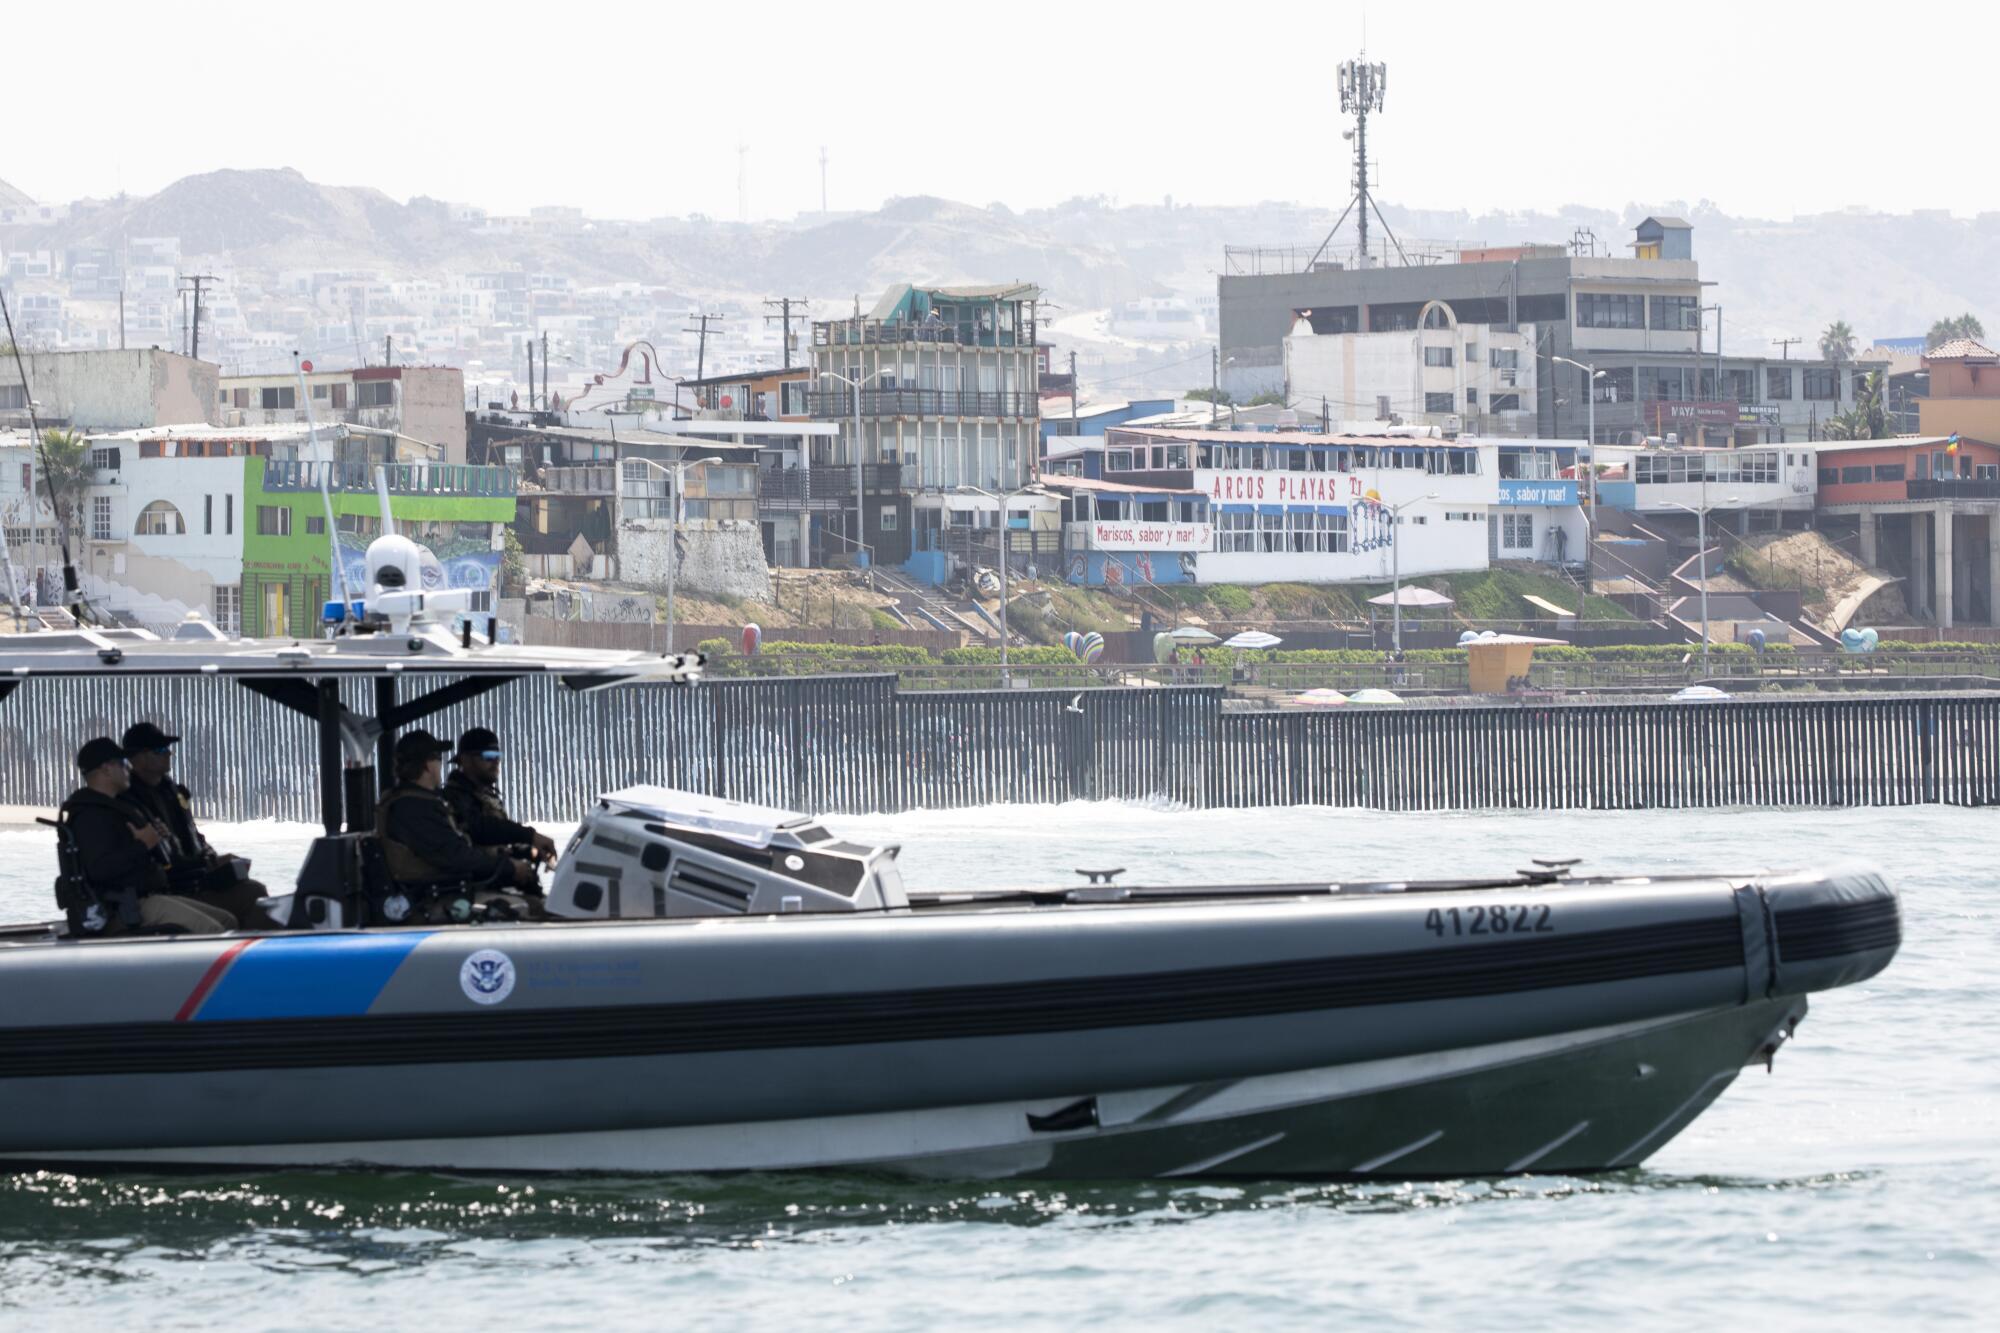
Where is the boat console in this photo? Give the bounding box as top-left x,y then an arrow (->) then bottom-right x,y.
545,786 -> 908,919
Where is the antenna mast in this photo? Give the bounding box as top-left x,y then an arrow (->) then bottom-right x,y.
1309,53 -> 1406,270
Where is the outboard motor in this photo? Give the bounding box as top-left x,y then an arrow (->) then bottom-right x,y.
546,787 -> 908,920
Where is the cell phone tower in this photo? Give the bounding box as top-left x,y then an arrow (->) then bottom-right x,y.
1310,53 -> 1407,269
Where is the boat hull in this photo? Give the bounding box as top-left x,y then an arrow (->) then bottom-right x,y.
0,868 -> 1898,1178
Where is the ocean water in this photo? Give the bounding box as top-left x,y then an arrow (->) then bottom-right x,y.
0,803 -> 1994,1330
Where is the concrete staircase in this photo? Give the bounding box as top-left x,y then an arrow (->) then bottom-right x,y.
872,566 -> 996,639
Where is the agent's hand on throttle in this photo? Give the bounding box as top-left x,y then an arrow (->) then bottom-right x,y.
531,832 -> 558,863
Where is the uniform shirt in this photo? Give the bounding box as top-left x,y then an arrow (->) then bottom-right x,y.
377,781 -> 505,885
60,788 -> 170,897
124,774 -> 208,865
442,769 -> 536,849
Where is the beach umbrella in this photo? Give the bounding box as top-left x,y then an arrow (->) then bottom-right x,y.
1346,687 -> 1404,705
1291,688 -> 1349,708
1366,587 -> 1455,608
1152,632 -> 1176,664
1672,685 -> 1732,702
1222,630 -> 1283,650
1168,626 -> 1220,642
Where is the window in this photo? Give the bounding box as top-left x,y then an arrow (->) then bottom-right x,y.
231,387 -> 249,408
1424,392 -> 1455,413
1576,293 -> 1645,329
255,505 -> 292,536
1491,394 -> 1522,411
1423,346 -> 1454,367
1259,511 -> 1284,552
1141,501 -> 1170,523
0,384 -> 26,410
1819,468 -> 1839,485
1649,296 -> 1699,331
1466,389 -> 1479,407
1767,367 -> 1792,400
260,386 -> 296,410
212,585 -> 241,634
90,447 -> 120,470
92,495 -> 112,540
305,515 -> 326,535
329,383 -> 349,409
1935,452 -> 1954,480
224,494 -> 233,534
1502,513 -> 1536,550
1376,395 -> 1391,419
358,380 -> 394,408
1873,464 -> 1905,481
1802,368 -> 1837,400
1723,369 -> 1755,402
1105,449 -> 1132,472
1216,510 -> 1258,552
878,505 -> 898,531
312,384 -> 329,400
204,494 -> 213,535
782,381 -> 809,416
1841,465 -> 1872,483
1490,349 -> 1519,370
134,500 -> 185,535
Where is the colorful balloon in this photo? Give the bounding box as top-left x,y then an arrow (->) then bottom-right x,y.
741,623 -> 762,656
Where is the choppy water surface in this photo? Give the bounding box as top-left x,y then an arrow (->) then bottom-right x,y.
0,804 -> 1994,1329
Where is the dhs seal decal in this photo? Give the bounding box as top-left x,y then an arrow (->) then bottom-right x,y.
460,949 -> 516,1005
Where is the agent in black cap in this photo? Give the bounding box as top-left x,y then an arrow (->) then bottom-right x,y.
120,720 -> 275,929
376,729 -> 538,917
444,726 -> 557,865
57,738 -> 235,937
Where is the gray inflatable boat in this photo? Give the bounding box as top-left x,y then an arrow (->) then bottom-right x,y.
0,785 -> 1900,1179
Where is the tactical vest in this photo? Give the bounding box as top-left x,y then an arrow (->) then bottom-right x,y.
375,786 -> 451,885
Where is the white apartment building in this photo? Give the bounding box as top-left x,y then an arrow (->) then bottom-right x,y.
1285,307 -> 1540,438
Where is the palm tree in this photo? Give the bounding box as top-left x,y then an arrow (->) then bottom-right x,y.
1926,313 -> 1987,349
1819,320 -> 1856,365
1824,370 -> 1892,441
35,428 -> 92,539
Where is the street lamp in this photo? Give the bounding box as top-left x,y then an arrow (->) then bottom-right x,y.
956,482 -> 1045,683
625,453 -> 723,654
1387,491 -> 1439,655
817,368 -> 893,574
1660,479 -> 1740,674
1551,355 -> 1606,598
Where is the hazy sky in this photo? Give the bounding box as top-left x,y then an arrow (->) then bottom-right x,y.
7,0 -> 1996,222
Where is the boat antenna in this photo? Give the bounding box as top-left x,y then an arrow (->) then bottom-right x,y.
374,462 -> 395,537
1,288 -> 91,625
294,352 -> 354,627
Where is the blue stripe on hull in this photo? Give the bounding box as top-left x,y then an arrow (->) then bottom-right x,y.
196,933 -> 433,1021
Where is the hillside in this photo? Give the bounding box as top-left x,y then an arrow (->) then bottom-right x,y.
0,177 -> 31,208
5,168 -> 1992,340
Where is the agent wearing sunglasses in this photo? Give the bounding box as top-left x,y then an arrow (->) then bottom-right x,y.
119,721 -> 278,929
443,727 -> 559,869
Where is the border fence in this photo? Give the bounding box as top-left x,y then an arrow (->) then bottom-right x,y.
2,675 -> 1997,822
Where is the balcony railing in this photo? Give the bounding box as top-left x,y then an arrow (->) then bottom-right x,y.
1906,477 -> 2000,500
262,459 -> 516,497
812,317 -> 1037,349
807,389 -> 1040,419
758,464 -> 906,508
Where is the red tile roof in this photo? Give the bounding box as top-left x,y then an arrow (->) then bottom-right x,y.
1922,338 -> 1998,361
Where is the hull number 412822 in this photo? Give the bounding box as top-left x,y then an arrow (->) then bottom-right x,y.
1425,904 -> 1554,936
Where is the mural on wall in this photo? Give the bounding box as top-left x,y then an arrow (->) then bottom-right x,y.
335,530 -> 499,595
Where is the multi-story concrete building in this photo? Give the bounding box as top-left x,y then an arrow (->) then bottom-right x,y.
1284,308 -> 1540,437
1222,218 -> 1876,446
810,283 -> 1043,569
0,349 -> 218,432
1815,434 -> 2000,629
215,365 -> 468,463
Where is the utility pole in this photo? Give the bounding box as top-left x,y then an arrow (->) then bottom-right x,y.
1773,336 -> 1801,360
178,273 -> 218,361
525,336 -> 535,412
1068,350 -> 1079,432
385,335 -> 393,367
686,313 -> 721,381
764,297 -> 810,367
540,331 -> 549,406
118,288 -> 126,351
1211,346 -> 1219,425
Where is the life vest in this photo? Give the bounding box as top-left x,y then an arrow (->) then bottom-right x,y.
375,785 -> 453,885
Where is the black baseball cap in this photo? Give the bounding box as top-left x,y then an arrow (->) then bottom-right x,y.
455,726 -> 501,759
121,721 -> 181,752
393,729 -> 454,765
77,737 -> 128,772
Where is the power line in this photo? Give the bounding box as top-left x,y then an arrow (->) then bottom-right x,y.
177,273 -> 219,361
684,312 -> 722,381
764,297 -> 809,367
